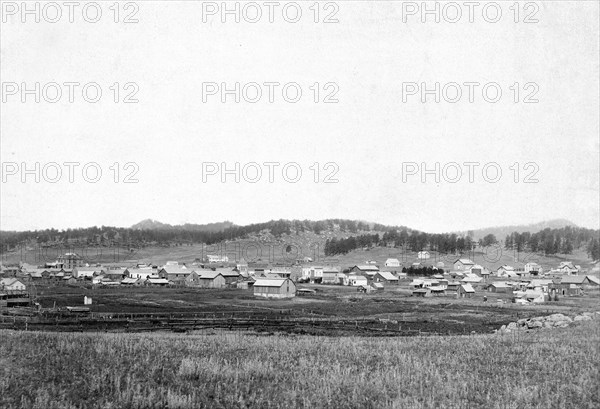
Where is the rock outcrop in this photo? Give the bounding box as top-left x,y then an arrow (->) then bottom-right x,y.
497,311 -> 598,333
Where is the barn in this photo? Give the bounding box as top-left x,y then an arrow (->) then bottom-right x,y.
350,265 -> 380,277
486,282 -> 512,293
196,271 -> 226,288
551,275 -> 591,296
253,278 -> 296,298
212,268 -> 240,285
373,272 -> 399,285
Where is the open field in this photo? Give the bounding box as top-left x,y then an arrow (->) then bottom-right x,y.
1,319 -> 599,408
4,283 -> 599,336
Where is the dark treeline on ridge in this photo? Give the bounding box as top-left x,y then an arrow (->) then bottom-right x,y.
1,220 -> 599,260
0,219 -> 405,251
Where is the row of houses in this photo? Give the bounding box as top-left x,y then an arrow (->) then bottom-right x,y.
408,273 -> 599,302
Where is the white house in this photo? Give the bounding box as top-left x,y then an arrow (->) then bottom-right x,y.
454,259 -> 475,270
206,255 -> 229,263
497,265 -> 515,277
129,269 -> 157,280
418,251 -> 431,260
524,262 -> 543,275
385,258 -> 400,268
74,267 -> 103,279
302,266 -> 324,282
344,275 -> 368,286
468,264 -> 484,275
0,278 -> 26,291
557,262 -> 579,275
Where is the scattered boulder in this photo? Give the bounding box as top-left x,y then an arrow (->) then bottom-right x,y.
545,314 -> 572,323
498,311 -> 595,333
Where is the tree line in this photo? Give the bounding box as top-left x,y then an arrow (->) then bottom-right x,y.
2,219 -> 598,261
504,226 -> 599,258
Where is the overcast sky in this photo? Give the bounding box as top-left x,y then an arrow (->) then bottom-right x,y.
1,1 -> 598,233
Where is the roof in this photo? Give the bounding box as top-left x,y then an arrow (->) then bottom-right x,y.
297,288 -> 316,293
0,278 -> 24,287
254,278 -> 288,287
385,258 -> 400,263
147,278 -> 170,284
376,271 -> 398,281
498,265 -> 515,271
528,279 -> 553,287
489,282 -> 511,288
587,276 -> 600,285
430,286 -> 446,292
197,271 -> 224,280
455,259 -> 475,265
210,268 -> 240,277
460,284 -> 475,293
559,275 -> 589,285
372,283 -> 384,289
106,268 -> 128,275
121,278 -> 140,284
77,266 -> 103,272
160,266 -> 190,275
462,276 -> 482,283
352,265 -> 380,271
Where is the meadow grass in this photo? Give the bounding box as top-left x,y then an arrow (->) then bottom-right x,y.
1,320 -> 599,409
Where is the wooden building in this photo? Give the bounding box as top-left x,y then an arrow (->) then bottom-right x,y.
253,278 -> 296,298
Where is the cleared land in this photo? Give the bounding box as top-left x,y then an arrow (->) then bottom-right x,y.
1,319 -> 598,409
3,284 -> 599,336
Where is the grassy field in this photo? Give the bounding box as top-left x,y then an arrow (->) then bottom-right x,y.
1,319 -> 599,408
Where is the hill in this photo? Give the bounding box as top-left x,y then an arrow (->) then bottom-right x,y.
456,219 -> 578,240
131,219 -> 234,232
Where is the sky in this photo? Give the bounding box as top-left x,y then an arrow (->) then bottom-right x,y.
1,1 -> 599,233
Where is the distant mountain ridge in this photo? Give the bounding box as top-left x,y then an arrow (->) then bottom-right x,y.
457,219 -> 578,240
131,219 -> 234,232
